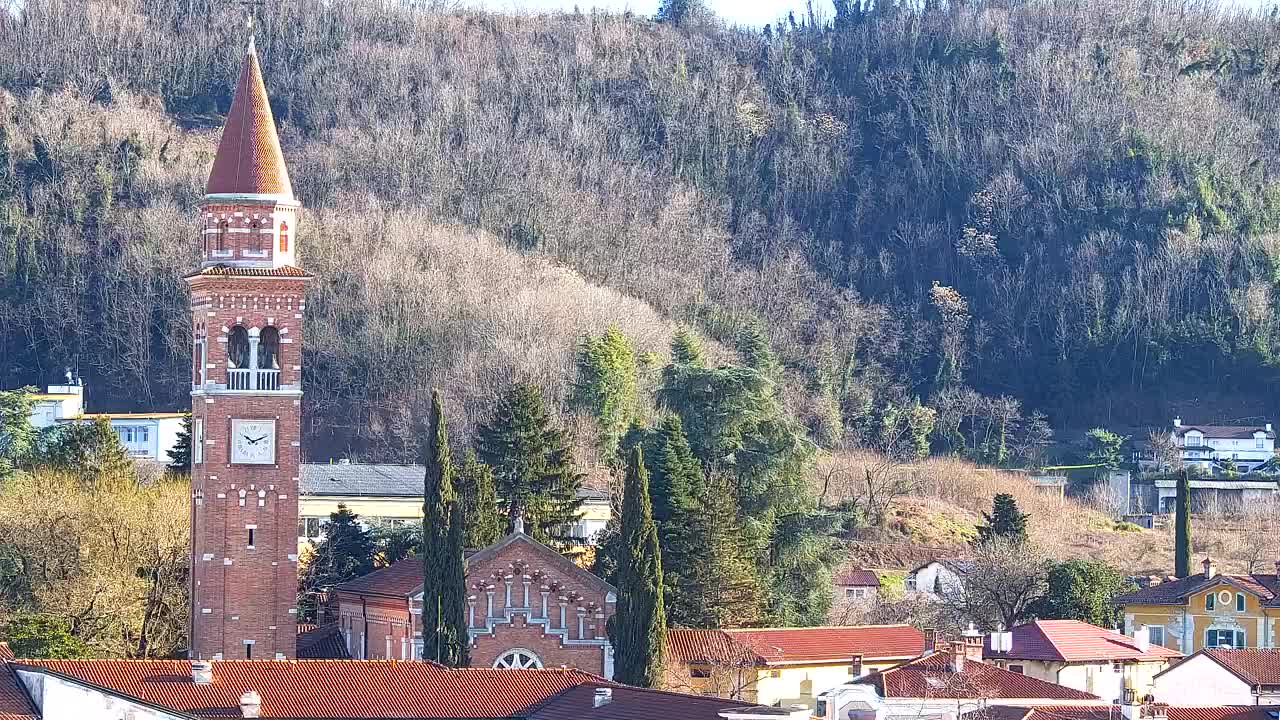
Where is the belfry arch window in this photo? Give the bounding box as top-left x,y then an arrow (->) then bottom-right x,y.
227,325 -> 250,369
258,326 -> 280,371
279,221 -> 289,252
493,648 -> 542,669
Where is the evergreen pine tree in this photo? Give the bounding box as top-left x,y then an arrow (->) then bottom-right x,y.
456,449 -> 503,549
420,389 -> 465,665
166,413 -> 192,473
736,320 -> 780,379
475,383 -> 584,550
976,493 -> 1029,544
298,505 -> 376,622
669,327 -> 705,368
1175,469 -> 1192,578
669,472 -> 764,627
612,446 -> 666,687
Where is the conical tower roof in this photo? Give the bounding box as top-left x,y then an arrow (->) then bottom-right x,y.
206,38 -> 293,198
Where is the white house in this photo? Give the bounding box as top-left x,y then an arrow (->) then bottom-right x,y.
1166,418 -> 1275,474
1153,648 -> 1280,706
905,559 -> 969,597
21,384 -> 186,463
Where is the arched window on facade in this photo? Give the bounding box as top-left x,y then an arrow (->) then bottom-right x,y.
258,326 -> 280,370
227,325 -> 250,369
249,221 -> 262,253
493,648 -> 542,669
279,221 -> 289,252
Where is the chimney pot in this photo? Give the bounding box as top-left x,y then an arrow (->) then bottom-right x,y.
923,628 -> 941,655
240,690 -> 262,719
1204,557 -> 1217,579
593,687 -> 612,708
192,661 -> 213,684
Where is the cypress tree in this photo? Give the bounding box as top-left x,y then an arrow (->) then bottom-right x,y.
421,389 -> 465,666
443,494 -> 469,666
475,383 -> 584,551
612,446 -> 666,688
456,450 -> 503,548
1175,469 -> 1192,578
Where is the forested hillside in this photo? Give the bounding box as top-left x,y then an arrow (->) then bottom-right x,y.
4,0 -> 1280,457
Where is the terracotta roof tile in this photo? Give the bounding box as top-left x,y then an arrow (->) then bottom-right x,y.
207,40 -> 293,197
666,625 -> 924,667
964,706 -> 1280,720
526,682 -> 773,720
984,620 -> 1181,662
836,568 -> 881,586
185,264 -> 312,278
864,651 -> 1099,700
0,663 -> 36,720
16,659 -> 598,718
1199,648 -> 1280,685
1115,572 -> 1280,607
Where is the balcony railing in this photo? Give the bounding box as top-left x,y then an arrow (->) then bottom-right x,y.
227,368 -> 281,391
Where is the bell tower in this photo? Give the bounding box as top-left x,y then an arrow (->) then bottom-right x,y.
186,35 -> 310,660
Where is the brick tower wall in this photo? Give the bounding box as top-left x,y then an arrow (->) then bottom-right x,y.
188,272 -> 308,660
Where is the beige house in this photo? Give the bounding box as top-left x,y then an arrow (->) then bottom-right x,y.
664,625 -> 924,709
983,620 -> 1180,701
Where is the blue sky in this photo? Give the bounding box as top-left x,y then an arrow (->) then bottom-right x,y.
483,0 -> 1269,27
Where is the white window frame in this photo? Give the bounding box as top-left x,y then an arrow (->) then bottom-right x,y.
193,418 -> 204,465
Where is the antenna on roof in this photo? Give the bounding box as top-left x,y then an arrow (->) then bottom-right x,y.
237,0 -> 264,53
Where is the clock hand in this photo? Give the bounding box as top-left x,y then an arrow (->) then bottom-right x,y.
245,435 -> 267,445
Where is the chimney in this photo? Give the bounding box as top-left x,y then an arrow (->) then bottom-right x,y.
962,623 -> 984,663
1203,557 -> 1217,579
948,641 -> 966,673
593,687 -> 612,708
1134,625 -> 1150,653
990,626 -> 1013,654
191,660 -> 213,685
513,512 -> 526,535
239,690 -> 262,719
851,654 -> 863,678
1268,423 -> 1274,433
923,628 -> 942,655
1173,416 -> 1182,428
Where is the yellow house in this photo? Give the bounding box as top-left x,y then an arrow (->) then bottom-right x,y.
1116,558 -> 1280,654
983,619 -> 1180,700
663,625 -> 924,710
298,461 -> 612,554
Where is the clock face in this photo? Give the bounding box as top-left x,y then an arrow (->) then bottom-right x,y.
230,419 -> 276,465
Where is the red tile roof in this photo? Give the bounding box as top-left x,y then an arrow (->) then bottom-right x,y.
526,682 -> 772,720
964,705 -> 1280,720
864,651 -> 1099,700
666,625 -> 924,667
185,265 -> 312,278
835,568 -> 881,587
984,621 -> 1181,662
1196,648 -> 1280,685
206,40 -> 293,198
1115,573 -> 1280,607
15,659 -> 599,718
0,645 -> 38,720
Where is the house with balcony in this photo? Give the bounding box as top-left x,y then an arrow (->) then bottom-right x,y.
1157,418 -> 1276,475
19,383 -> 186,463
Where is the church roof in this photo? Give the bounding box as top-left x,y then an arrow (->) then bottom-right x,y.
206,38 -> 293,198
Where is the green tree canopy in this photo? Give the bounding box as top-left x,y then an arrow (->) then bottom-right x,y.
38,417 -> 133,484
0,386 -> 37,480
572,325 -> 639,459
166,412 -> 192,474
475,383 -> 584,550
420,389 -> 466,666
1,613 -> 88,658
1033,559 -> 1135,627
1085,428 -> 1127,470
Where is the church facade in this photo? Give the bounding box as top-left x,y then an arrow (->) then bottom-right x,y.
333,529 -> 617,677
186,37 -> 309,660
